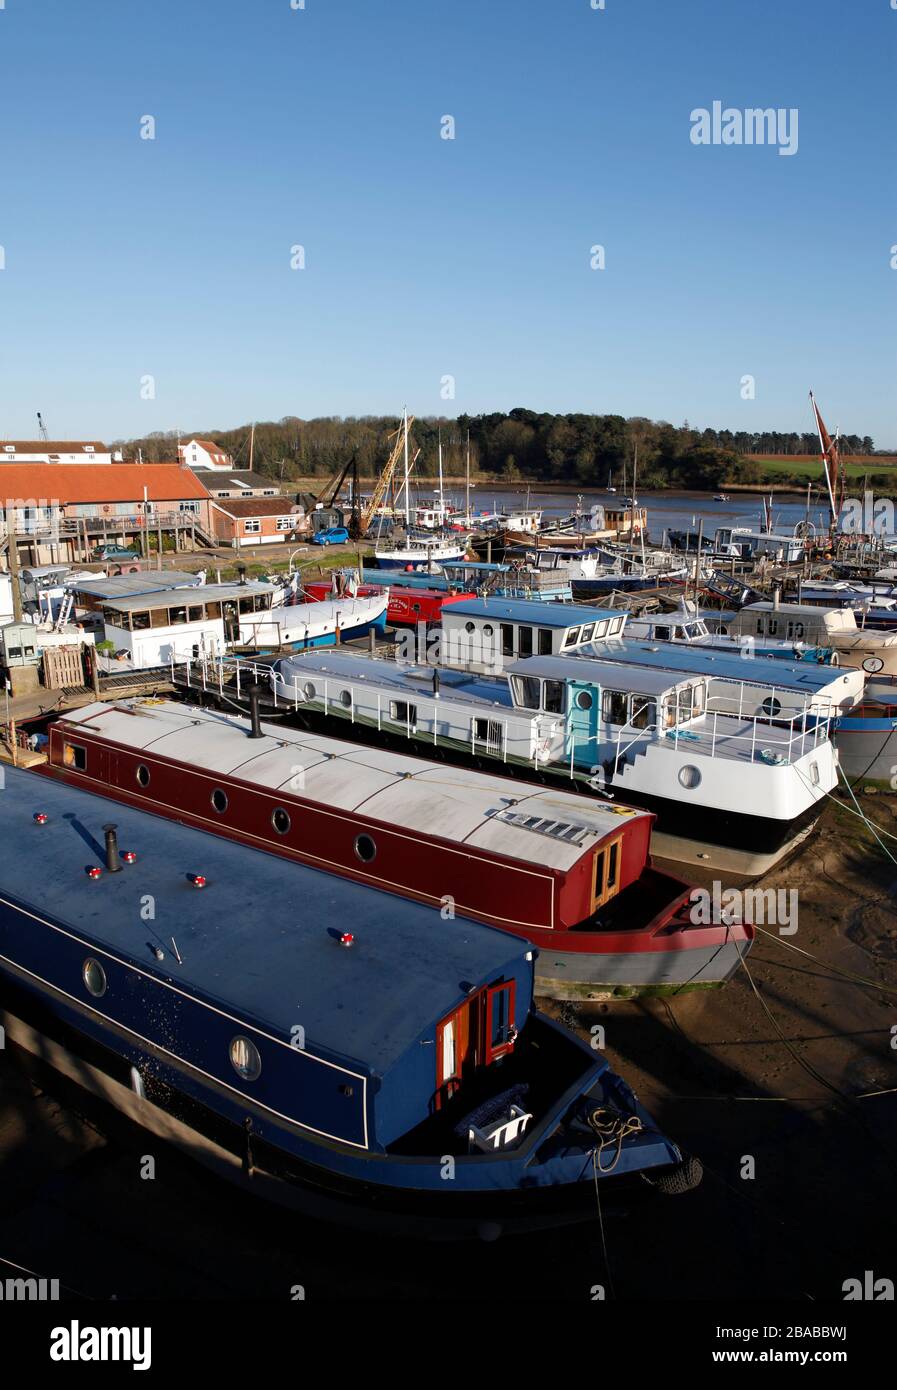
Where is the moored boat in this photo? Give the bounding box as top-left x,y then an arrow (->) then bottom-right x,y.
39,698 -> 751,998
0,765 -> 699,1235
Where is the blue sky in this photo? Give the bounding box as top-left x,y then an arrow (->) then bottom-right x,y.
0,0 -> 894,444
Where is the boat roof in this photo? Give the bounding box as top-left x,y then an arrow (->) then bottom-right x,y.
99,582 -> 274,612
71,571 -> 203,598
444,598 -> 618,627
583,638 -> 861,694
59,699 -> 646,866
273,648 -> 521,710
741,601 -> 847,618
2,763 -> 526,1075
509,655 -> 690,695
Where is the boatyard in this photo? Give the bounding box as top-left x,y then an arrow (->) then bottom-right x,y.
1,0 -> 894,1354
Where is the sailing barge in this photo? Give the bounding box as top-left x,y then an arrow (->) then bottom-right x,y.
40,699 -> 752,998
0,766 -> 698,1235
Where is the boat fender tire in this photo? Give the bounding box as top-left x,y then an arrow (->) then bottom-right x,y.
645,1153 -> 703,1196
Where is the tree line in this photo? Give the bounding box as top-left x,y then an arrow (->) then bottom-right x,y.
118,410 -> 882,491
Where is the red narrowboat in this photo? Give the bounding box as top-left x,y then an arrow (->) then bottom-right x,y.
303,580 -> 475,628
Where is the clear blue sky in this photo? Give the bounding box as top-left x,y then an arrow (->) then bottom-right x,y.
0,0 -> 894,445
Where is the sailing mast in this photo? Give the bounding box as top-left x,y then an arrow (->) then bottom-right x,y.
465,429 -> 471,524
437,427 -> 445,525
810,391 -> 842,531
403,406 -> 411,529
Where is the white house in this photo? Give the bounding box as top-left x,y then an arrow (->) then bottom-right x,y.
178,438 -> 234,471
0,441 -> 120,464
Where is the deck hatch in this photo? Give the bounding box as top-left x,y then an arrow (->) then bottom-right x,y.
494,809 -> 591,845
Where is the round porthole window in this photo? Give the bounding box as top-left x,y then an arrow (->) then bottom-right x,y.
575,689 -> 593,710
272,807 -> 291,835
303,682 -> 316,701
211,788 -> 228,814
229,1036 -> 261,1081
465,622 -> 476,634
863,657 -> 885,674
338,689 -> 352,708
678,765 -> 701,790
354,833 -> 377,864
761,697 -> 782,718
136,764 -> 150,788
482,624 -> 494,638
83,958 -> 107,998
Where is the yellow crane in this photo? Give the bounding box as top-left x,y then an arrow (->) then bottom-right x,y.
359,413 -> 420,536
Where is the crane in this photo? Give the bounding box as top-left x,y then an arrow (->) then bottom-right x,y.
37,412 -> 49,442
359,413 -> 419,536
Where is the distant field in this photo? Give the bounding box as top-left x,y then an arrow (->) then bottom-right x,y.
747,454 -> 897,478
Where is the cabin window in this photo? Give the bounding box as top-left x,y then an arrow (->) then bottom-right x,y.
786,621 -> 805,639
482,624 -> 494,639
338,689 -> 353,709
512,676 -> 542,710
484,981 -> 517,1065
206,602 -> 222,619
575,689 -> 594,710
591,834 -> 623,911
63,741 -> 87,771
501,624 -> 514,657
150,608 -> 170,629
303,682 -> 316,701
678,765 -> 701,789
655,625 -> 671,640
593,620 -> 608,640
755,619 -> 764,636
562,627 -> 580,648
272,807 -> 291,835
761,696 -> 782,718
544,680 -> 564,714
608,619 -> 624,635
188,605 -> 204,623
136,764 -> 151,788
677,687 -> 693,721
602,690 -> 629,726
389,700 -> 417,727
518,625 -> 533,657
229,1036 -> 262,1081
629,698 -> 656,731
354,833 -> 377,863
579,623 -> 595,643
82,958 -> 107,998
464,622 -> 476,634
168,606 -> 189,625
538,629 -> 553,655
767,620 -> 779,636
211,788 -> 228,814
473,717 -> 502,752
128,610 -> 150,630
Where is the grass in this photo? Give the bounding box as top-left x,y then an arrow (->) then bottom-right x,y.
747,455 -> 897,480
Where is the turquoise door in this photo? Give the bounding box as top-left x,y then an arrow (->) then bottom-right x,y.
566,681 -> 600,765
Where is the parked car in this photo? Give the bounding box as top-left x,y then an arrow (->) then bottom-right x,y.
310,526 -> 349,546
91,544 -> 140,561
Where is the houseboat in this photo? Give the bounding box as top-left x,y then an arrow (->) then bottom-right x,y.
304,578 -> 476,629
786,582 -> 897,632
82,581 -> 386,667
266,635 -> 839,876
712,601 -> 897,677
0,765 -> 699,1234
41,698 -> 752,998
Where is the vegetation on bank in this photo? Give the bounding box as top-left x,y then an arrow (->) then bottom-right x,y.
118,411 -> 890,494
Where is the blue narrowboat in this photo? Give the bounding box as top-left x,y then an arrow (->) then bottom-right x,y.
0,767 -> 698,1235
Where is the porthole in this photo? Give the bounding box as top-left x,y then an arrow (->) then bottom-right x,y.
229,1036 -> 261,1081
575,689 -> 594,710
465,622 -> 476,634
354,833 -> 377,864
482,624 -> 494,638
82,958 -> 107,998
678,765 -> 701,790
863,657 -> 884,674
303,682 -> 316,701
136,764 -> 151,788
761,696 -> 782,718
272,807 -> 291,835
211,788 -> 228,814
338,689 -> 353,708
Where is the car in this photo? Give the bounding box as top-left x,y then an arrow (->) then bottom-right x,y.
310,526 -> 349,546
91,544 -> 141,561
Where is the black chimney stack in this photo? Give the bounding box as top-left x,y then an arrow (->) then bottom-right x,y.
237,564 -> 247,586
247,682 -> 265,739
103,823 -> 123,873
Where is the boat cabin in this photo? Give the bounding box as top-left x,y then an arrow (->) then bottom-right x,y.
96,581 -> 274,666
440,598 -> 627,673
